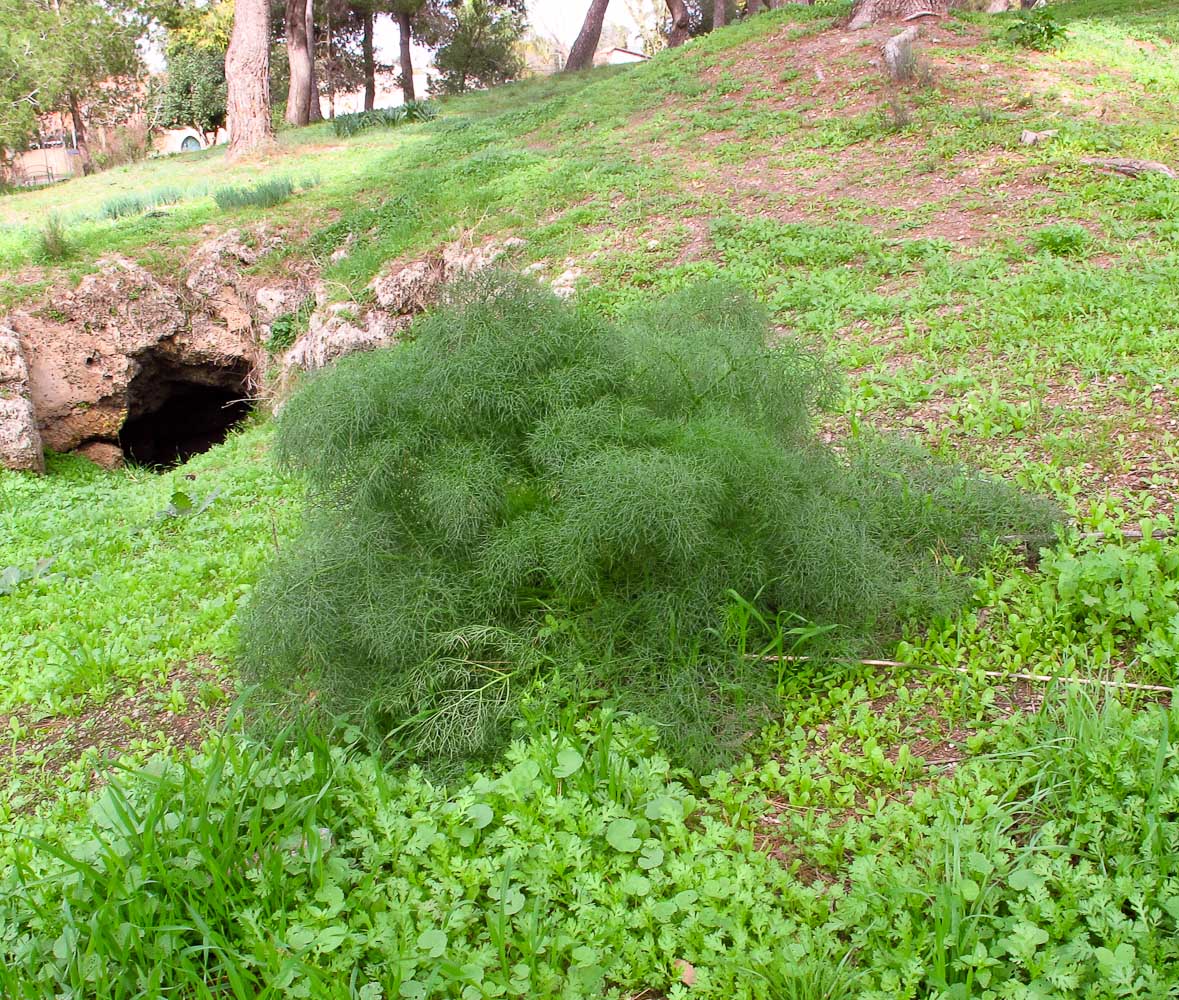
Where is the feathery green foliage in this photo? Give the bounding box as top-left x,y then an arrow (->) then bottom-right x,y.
100,186 -> 183,220
331,100 -> 438,138
212,177 -> 295,211
240,276 -> 1058,766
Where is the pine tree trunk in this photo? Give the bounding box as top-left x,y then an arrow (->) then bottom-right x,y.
665,0 -> 690,45
362,9 -> 375,110
397,10 -> 416,101
847,0 -> 947,29
227,0 -> 275,156
285,0 -> 313,125
713,0 -> 727,29
307,0 -> 324,121
565,0 -> 611,72
67,92 -> 92,174
326,3 -> 335,119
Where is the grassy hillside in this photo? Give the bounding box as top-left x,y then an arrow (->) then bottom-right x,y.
1,2 -> 1178,996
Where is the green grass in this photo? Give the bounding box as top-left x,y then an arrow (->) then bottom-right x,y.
213,176 -> 296,210
2,0 -> 1179,995
3,684 -> 1176,997
0,425 -> 300,715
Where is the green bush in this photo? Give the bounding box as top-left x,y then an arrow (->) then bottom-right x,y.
332,100 -> 438,138
213,177 -> 294,211
33,215 -> 73,262
1031,222 -> 1089,256
1007,7 -> 1068,50
239,276 -> 1057,765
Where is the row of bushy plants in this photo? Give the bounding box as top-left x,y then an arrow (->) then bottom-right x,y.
239,275 -> 1058,767
332,100 -> 438,138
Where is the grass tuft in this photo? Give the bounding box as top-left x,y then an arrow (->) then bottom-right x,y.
33,215 -> 73,261
332,100 -> 438,138
213,177 -> 295,211
100,186 -> 183,220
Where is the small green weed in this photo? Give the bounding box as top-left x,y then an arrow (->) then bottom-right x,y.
1038,522 -> 1179,679
880,95 -> 913,132
1031,222 -> 1089,255
265,297 -> 314,354
1008,7 -> 1069,50
0,558 -> 58,596
33,215 -> 73,262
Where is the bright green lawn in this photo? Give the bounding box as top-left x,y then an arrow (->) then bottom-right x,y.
1,1 -> 1178,996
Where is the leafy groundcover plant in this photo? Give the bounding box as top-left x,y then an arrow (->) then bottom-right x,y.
240,275 -> 1058,766
4,693 -> 1175,998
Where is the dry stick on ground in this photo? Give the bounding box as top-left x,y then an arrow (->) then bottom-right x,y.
883,25 -> 921,80
998,525 -> 1177,544
756,655 -> 1175,695
1081,156 -> 1177,179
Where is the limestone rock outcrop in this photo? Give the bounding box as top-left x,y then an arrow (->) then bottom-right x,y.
282,304 -> 406,375
0,325 -> 43,473
0,230 -> 534,472
4,255 -> 259,470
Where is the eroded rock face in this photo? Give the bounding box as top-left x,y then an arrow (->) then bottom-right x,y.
4,255 -> 259,470
0,325 -> 43,473
368,236 -> 528,314
283,304 -> 406,375
370,260 -> 441,314
0,231 -> 535,472
185,227 -> 282,300
15,257 -> 188,454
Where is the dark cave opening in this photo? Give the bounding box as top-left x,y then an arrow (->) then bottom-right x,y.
118,353 -> 252,468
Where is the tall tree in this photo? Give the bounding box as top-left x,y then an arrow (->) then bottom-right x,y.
360,4 -> 375,109
428,0 -> 525,95
664,0 -> 689,46
12,0 -> 142,172
391,0 -> 425,101
712,0 -> 726,29
0,0 -> 54,156
306,0 -> 324,119
225,0 -> 275,155
158,45 -> 228,143
564,0 -> 611,72
285,0 -> 314,124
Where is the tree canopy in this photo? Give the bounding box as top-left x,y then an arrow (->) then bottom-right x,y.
427,0 -> 525,95
156,44 -> 228,139
0,0 -> 141,153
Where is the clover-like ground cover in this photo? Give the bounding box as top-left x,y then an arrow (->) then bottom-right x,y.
3,0 -> 1179,995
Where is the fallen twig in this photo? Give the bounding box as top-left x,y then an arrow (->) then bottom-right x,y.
757,654 -> 1174,694
1080,156 -> 1176,179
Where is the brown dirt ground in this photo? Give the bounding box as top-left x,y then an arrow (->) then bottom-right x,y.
2,657 -> 233,790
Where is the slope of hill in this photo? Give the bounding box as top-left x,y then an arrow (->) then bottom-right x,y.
1,3 -> 1178,996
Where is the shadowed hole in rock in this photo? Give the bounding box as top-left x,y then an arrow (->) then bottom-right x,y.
118,351 -> 252,468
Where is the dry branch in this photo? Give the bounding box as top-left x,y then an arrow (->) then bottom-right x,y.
756,655 -> 1175,695
1081,157 -> 1177,180
883,26 -> 921,80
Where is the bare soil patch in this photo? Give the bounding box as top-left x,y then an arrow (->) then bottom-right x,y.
2,657 -> 232,786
